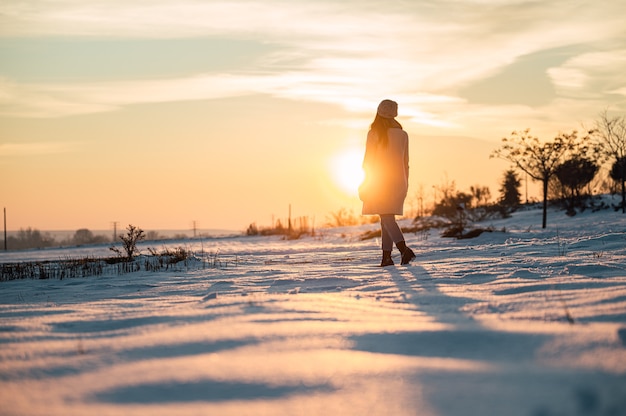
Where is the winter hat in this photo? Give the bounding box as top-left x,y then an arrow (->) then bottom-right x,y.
377,99 -> 398,119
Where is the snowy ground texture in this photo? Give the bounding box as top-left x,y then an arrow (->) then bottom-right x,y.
1,206 -> 626,416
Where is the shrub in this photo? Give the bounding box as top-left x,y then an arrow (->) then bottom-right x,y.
110,224 -> 145,261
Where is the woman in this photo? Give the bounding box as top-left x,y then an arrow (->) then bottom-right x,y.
359,99 -> 416,266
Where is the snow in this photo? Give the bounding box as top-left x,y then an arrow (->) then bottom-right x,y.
1,206 -> 625,416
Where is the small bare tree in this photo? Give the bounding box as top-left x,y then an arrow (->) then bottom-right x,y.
491,129 -> 577,228
594,110 -> 626,212
110,224 -> 145,261
555,132 -> 601,214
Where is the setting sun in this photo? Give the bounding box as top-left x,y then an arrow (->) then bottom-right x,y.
330,148 -> 365,197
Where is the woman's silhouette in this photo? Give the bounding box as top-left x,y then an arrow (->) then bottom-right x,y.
359,99 -> 416,266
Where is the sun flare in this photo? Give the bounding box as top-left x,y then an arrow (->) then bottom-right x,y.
330,148 -> 365,196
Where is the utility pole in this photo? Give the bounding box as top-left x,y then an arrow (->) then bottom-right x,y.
112,221 -> 118,242
288,204 -> 292,232
3,207 -> 6,251
525,172 -> 529,204
192,220 -> 197,238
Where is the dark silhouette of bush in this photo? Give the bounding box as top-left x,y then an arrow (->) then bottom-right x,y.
72,228 -> 109,246
498,169 -> 522,213
555,158 -> 599,215
609,156 -> 626,211
110,224 -> 145,261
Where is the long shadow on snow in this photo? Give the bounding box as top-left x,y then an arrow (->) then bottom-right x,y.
93,380 -> 335,404
387,264 -> 488,326
494,280 -> 624,296
350,265 -> 548,362
412,368 -> 626,416
347,264 -> 588,415
118,338 -> 259,361
3,339 -> 260,381
51,313 -> 219,337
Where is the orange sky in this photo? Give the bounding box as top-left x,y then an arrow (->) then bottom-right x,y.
1,1 -> 625,233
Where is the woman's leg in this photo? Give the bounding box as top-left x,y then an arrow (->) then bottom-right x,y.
380,214 -> 404,247
379,215 -> 394,266
380,214 -> 396,252
380,214 -> 416,265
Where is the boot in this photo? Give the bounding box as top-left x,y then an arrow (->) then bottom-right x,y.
396,241 -> 416,265
380,250 -> 394,267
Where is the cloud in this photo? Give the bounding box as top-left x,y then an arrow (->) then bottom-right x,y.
609,87 -> 626,97
0,74 -> 269,117
548,49 -> 626,98
0,0 -> 624,130
0,1 -> 402,39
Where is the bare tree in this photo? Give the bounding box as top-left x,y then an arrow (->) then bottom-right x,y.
594,110 -> 626,212
110,224 -> 145,261
556,130 -> 602,214
491,129 -> 576,228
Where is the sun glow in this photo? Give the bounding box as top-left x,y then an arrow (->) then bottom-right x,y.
330,148 -> 365,196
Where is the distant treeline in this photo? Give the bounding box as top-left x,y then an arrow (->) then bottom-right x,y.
3,228 -> 189,251
3,228 -> 111,251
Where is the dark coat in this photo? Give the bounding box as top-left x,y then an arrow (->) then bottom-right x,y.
360,127 -> 409,215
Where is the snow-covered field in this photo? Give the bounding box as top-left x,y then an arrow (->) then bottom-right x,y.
1,206 -> 625,416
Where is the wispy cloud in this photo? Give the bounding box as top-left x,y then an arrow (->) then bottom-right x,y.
0,74 -> 271,117
1,0 -> 624,131
548,49 -> 626,97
